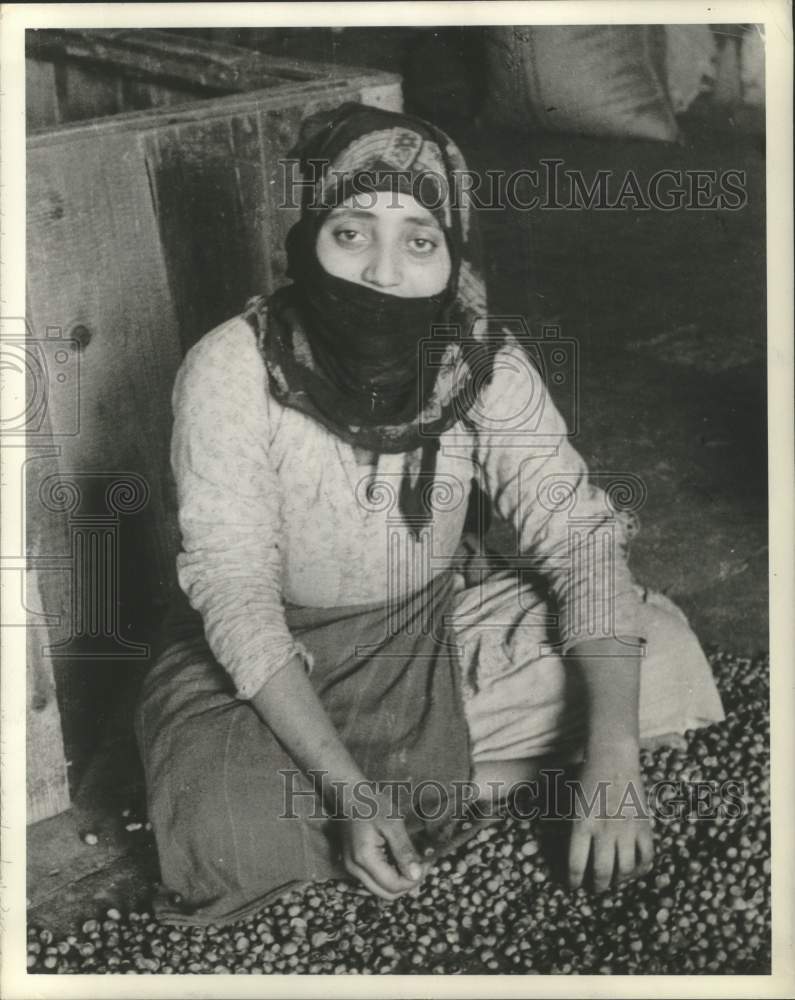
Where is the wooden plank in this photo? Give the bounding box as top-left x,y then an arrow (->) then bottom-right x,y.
60,61 -> 122,123
25,56 -> 61,131
50,27 -> 348,82
26,28 -> 305,96
27,532 -> 71,824
28,64 -> 401,144
357,80 -> 404,113
26,130 -> 184,794
143,110 -> 270,352
27,131 -> 183,600
259,104 -> 306,289
24,412 -> 72,822
124,80 -> 204,114
3,311 -> 72,821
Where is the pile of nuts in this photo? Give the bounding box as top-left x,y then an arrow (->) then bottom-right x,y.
27,651 -> 770,975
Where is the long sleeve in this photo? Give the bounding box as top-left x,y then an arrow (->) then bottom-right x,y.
170,318 -> 311,699
472,340 -> 645,651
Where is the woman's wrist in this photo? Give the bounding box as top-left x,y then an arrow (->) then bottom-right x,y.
584,732 -> 640,765
249,655 -> 369,817
320,773 -> 372,818
568,638 -> 642,764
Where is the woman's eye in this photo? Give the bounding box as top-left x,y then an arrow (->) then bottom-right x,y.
408,236 -> 438,254
334,228 -> 366,246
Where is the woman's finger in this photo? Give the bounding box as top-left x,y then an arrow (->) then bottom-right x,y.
616,830 -> 637,882
351,837 -> 418,896
637,822 -> 655,872
381,820 -> 424,882
343,851 -> 406,901
567,826 -> 592,889
349,862 -> 405,900
591,834 -> 616,893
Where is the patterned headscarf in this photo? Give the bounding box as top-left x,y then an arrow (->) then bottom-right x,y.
245,102 -> 501,529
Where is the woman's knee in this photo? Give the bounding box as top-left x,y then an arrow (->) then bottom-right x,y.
640,593 -> 704,670
637,592 -> 724,736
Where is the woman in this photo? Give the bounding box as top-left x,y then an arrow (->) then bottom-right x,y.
136,102 -> 724,926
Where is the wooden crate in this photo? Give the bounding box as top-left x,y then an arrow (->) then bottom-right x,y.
25,28 -> 402,823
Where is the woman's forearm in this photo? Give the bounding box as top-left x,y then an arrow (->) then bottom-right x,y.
249,655 -> 367,814
568,637 -> 641,759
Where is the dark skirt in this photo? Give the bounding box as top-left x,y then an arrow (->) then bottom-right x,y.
135,571 -> 474,926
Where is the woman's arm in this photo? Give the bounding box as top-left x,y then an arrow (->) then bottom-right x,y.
473,342 -> 644,654
250,656 -> 427,898
473,341 -> 652,888
171,321 -> 306,698
566,638 -> 653,892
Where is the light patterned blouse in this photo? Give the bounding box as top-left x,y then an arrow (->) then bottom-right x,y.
171,316 -> 644,699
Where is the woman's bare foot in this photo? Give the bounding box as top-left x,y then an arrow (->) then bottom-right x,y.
640,732 -> 688,751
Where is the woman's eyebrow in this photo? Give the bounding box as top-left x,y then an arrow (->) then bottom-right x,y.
327,207 -> 441,229
403,215 -> 442,229
327,207 -> 374,220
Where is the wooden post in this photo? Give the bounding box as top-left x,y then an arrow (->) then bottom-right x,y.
26,526 -> 72,824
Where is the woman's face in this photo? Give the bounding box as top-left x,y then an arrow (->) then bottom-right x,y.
315,190 -> 452,298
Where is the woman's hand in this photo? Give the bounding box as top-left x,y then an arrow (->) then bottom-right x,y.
567,747 -> 654,893
564,638 -> 652,892
250,656 -> 429,901
341,790 -> 429,900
